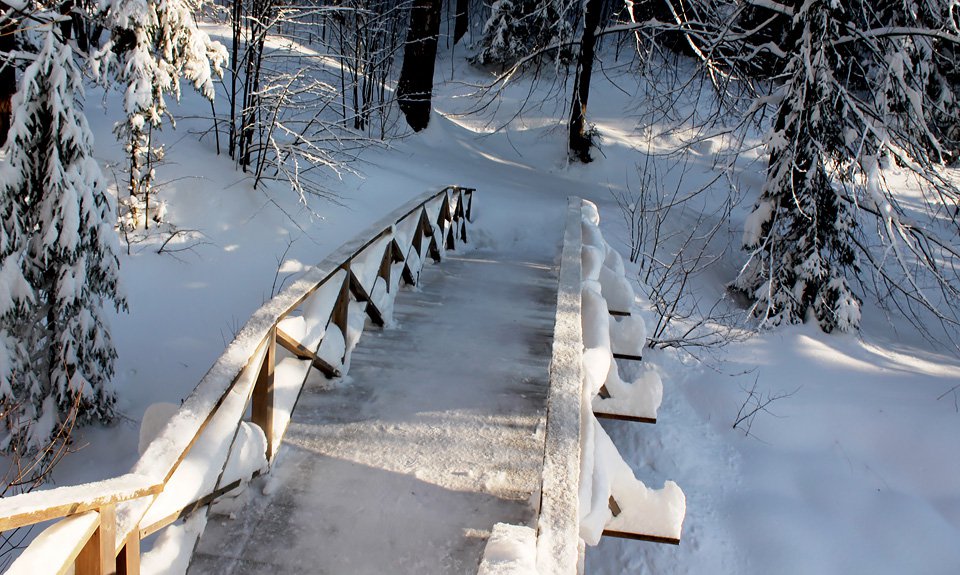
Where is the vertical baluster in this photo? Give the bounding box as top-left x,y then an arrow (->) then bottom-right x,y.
252,327 -> 277,461
76,505 -> 116,575
331,265 -> 352,358
117,530 -> 141,575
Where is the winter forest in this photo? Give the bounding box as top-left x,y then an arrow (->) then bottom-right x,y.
1,0 -> 959,572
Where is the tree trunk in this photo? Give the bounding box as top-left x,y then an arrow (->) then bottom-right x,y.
568,0 -> 603,163
453,0 -> 468,45
0,4 -> 15,147
397,0 -> 441,132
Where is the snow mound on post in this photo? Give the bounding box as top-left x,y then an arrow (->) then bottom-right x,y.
139,402 -> 179,456
575,199 -> 685,546
477,523 -> 538,575
609,314 -> 646,358
593,365 -> 662,421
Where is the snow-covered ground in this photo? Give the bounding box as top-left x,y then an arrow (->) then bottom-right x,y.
30,40 -> 960,575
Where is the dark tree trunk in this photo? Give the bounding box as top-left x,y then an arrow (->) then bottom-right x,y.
0,3 -> 15,147
568,0 -> 604,163
453,0 -> 468,45
397,0 -> 441,132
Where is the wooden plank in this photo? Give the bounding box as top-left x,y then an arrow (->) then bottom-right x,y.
401,262 -> 417,286
6,511 -> 101,575
612,352 -> 643,361
464,189 -> 474,221
594,411 -> 656,424
348,270 -> 385,327
411,214 -> 425,258
76,505 -> 115,575
444,222 -> 456,250
117,530 -> 140,575
330,269 -> 351,336
0,475 -> 161,533
427,232 -> 442,263
275,327 -> 340,378
608,309 -> 631,317
419,208 -> 434,238
377,243 -> 393,288
437,194 -> 452,227
252,327 -> 277,461
138,477 -> 246,539
601,529 -> 680,545
390,239 -> 406,264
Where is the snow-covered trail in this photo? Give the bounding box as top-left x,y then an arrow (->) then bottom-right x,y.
188,248 -> 558,574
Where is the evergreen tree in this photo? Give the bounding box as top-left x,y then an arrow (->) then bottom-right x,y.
94,0 -> 226,228
474,0 -> 576,66
0,26 -> 124,453
733,0 -> 861,332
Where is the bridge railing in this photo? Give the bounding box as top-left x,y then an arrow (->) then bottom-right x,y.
0,186 -> 474,575
526,197 -> 685,575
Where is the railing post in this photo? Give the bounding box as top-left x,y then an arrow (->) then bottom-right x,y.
76,504 -> 116,575
464,189 -> 474,221
117,530 -> 141,575
252,327 -> 277,461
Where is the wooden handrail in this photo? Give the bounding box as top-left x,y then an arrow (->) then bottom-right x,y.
0,474 -> 159,532
1,186 -> 475,575
535,197 -> 585,574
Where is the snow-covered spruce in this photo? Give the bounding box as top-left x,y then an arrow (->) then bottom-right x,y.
733,0 -> 860,333
93,0 -> 227,228
474,0 -> 575,66
0,26 -> 124,454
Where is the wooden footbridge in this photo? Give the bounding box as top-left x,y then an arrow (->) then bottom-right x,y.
0,188 -> 684,574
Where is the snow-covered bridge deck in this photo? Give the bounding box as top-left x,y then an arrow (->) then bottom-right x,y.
188,251 -> 558,574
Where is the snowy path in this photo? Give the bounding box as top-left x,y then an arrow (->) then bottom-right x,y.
188,249 -> 558,574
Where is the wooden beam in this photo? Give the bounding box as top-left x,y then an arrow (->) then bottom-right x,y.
5,512 -> 101,575
601,529 -> 680,545
612,352 -> 643,361
594,411 -> 656,424
348,270 -> 385,327
608,309 -> 631,317
427,233 -> 442,263
445,223 -> 456,250
275,328 -> 340,378
0,475 -> 161,533
77,505 -> 116,575
330,269 -> 351,336
252,327 -> 277,461
464,189 -> 474,221
116,530 -> 140,575
138,477 -> 245,540
419,208 -> 434,238
437,194 -> 452,227
401,262 -> 417,286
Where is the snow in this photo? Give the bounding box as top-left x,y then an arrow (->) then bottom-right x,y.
298,269 -> 347,350
141,511 -> 208,575
536,197 -> 585,575
576,199 -> 681,548
139,403 -> 180,456
13,31 -> 960,575
271,355 -> 312,448
137,340 -> 268,531
609,315 -> 646,358
5,511 -> 100,575
0,472 -> 156,524
593,365 -> 663,421
477,523 -> 538,575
